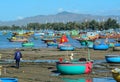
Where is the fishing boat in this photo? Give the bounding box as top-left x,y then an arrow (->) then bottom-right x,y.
8,38 -> 28,42
57,43 -> 64,49
22,42 -> 34,47
93,43 -> 109,50
58,34 -> 75,51
93,38 -> 109,50
0,78 -> 18,82
59,44 -> 75,51
41,38 -> 55,43
47,42 -> 58,46
111,68 -> 120,82
114,43 -> 120,47
105,54 -> 120,63
56,33 -> 92,74
56,61 -> 92,75
113,43 -> 120,51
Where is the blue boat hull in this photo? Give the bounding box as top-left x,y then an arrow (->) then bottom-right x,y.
93,44 -> 109,50
80,41 -> 87,46
0,78 -> 18,82
59,46 -> 74,51
105,55 -> 120,63
114,43 -> 120,47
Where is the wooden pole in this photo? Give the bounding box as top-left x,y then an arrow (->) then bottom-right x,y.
88,47 -> 91,61
87,41 -> 91,61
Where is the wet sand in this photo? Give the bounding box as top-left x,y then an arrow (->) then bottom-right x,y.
0,48 -> 119,82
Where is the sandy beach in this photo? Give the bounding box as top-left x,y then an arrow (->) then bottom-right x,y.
0,47 -> 119,82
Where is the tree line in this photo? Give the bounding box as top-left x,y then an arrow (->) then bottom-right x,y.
0,18 -> 119,31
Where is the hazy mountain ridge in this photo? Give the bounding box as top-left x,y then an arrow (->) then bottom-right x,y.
0,11 -> 120,26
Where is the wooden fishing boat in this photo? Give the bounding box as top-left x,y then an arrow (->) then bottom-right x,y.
56,61 -> 92,75
105,55 -> 120,63
111,68 -> 120,82
41,38 -> 54,43
12,32 -> 32,38
0,78 -> 18,82
8,38 -> 28,42
22,42 -> 34,47
41,38 -> 60,43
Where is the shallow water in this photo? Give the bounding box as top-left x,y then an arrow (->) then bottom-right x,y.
62,77 -> 116,82
0,59 -> 58,64
0,33 -> 47,49
0,32 -> 84,49
0,59 -> 106,64
93,77 -> 116,82
0,31 -> 116,49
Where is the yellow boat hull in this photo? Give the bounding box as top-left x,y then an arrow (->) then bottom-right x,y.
112,69 -> 120,82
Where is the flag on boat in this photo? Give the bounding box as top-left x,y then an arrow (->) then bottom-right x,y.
60,34 -> 68,43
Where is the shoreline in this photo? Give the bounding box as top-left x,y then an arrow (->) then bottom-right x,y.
0,48 -> 119,82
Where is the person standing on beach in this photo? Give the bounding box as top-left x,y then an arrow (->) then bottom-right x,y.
14,48 -> 22,69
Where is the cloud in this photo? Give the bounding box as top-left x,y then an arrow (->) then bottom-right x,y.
57,8 -> 80,14
93,9 -> 120,15
71,9 -> 80,13
17,16 -> 24,20
58,8 -> 64,12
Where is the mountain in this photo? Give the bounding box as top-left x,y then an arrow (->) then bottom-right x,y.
0,11 -> 120,26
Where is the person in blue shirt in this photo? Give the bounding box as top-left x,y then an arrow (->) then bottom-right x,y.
14,48 -> 22,68
53,39 -> 57,43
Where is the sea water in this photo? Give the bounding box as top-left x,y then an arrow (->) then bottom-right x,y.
0,32 -> 83,49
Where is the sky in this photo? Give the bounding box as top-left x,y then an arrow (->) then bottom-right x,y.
0,0 -> 120,21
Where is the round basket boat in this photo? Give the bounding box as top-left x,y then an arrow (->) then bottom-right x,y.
0,78 -> 18,82
22,42 -> 34,47
113,46 -> 120,51
105,55 -> 120,63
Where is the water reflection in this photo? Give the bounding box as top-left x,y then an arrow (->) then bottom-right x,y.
93,59 -> 106,64
93,77 -> 115,82
62,77 -> 115,82
63,78 -> 92,82
2,59 -> 106,64
0,59 -> 58,64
